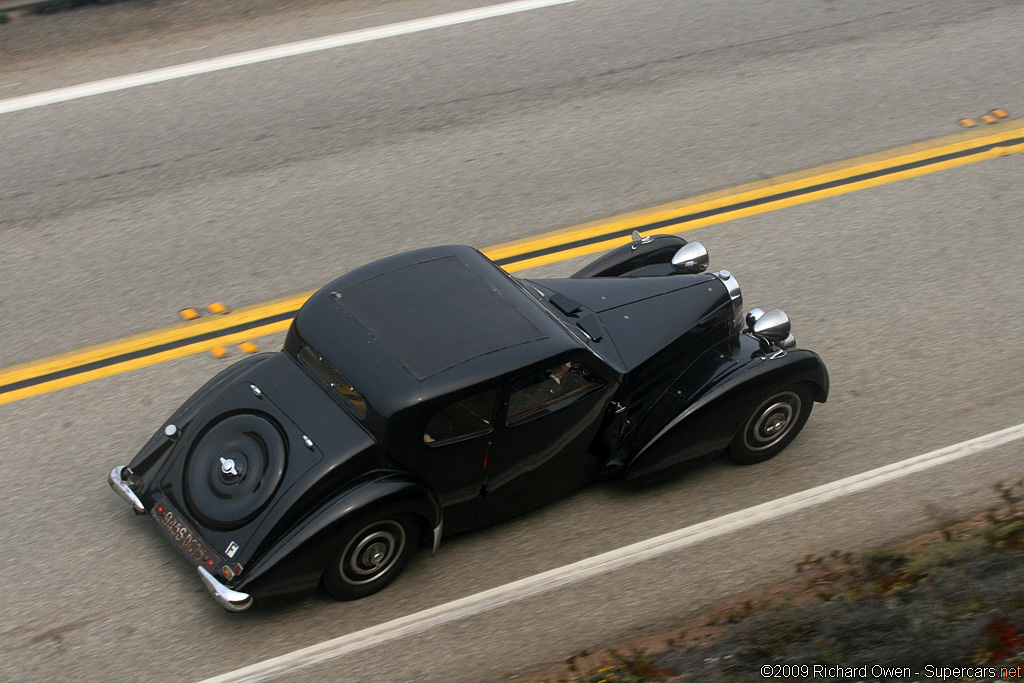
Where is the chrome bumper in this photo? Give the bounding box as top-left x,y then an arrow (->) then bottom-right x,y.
108,466 -> 145,514
197,566 -> 253,612
109,467 -> 252,611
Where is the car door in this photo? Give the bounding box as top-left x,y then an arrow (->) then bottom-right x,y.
415,387 -> 497,535
477,356 -> 614,525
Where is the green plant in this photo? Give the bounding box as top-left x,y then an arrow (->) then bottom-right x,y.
720,598 -> 771,624
751,616 -> 825,659
857,548 -> 910,597
983,478 -> 1024,551
32,0 -> 103,14
796,549 -> 856,601
899,538 -> 985,586
996,477 -> 1024,507
593,648 -> 678,683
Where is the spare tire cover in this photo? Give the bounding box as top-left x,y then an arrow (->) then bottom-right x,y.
185,413 -> 286,530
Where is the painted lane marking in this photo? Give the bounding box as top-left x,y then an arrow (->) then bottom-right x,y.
485,119 -> 1024,271
196,422 -> 1024,683
165,45 -> 211,57
0,0 -> 578,115
1,121 -> 1022,406
0,298 -> 305,406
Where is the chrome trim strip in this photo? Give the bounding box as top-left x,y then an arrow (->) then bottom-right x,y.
197,566 -> 253,612
431,519 -> 443,557
713,270 -> 741,302
108,466 -> 145,514
630,229 -> 654,248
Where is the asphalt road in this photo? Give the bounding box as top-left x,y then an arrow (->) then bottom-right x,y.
1,1 -> 1023,681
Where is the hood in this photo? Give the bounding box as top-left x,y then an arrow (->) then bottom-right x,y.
131,352 -> 378,568
527,275 -> 733,370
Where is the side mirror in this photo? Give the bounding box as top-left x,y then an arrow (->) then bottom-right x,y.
751,308 -> 791,342
670,242 -> 709,274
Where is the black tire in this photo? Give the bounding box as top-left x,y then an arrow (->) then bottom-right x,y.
729,383 -> 813,465
322,514 -> 420,601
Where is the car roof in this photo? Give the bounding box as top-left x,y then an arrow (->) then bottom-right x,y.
289,246 -> 584,416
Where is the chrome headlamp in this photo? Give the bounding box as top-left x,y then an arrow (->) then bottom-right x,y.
746,307 -> 796,350
670,242 -> 709,274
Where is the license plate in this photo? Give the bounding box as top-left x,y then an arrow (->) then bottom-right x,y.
152,500 -> 214,566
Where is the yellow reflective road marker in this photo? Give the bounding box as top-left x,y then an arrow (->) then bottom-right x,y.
0,292 -> 309,406
2,120 -> 1023,406
207,302 -> 230,315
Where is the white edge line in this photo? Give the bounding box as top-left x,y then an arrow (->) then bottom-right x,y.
198,422 -> 1024,683
0,0 -> 578,115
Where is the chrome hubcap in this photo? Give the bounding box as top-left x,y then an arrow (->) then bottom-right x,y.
341,522 -> 406,586
743,391 -> 801,452
363,542 -> 387,568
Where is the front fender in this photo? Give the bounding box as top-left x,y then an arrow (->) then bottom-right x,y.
571,234 -> 687,278
623,336 -> 828,482
238,472 -> 442,600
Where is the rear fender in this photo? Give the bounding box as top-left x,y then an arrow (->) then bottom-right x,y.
623,337 -> 828,482
571,234 -> 687,278
127,352 -> 274,479
239,473 -> 442,600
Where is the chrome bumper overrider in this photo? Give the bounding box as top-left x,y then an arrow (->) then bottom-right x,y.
108,466 -> 145,514
197,566 -> 253,612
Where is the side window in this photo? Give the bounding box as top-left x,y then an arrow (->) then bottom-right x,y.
506,361 -> 605,426
424,389 -> 497,445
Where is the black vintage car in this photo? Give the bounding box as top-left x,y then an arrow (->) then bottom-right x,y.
109,235 -> 828,611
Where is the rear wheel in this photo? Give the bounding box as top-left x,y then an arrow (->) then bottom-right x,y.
322,514 -> 419,600
729,384 -> 813,465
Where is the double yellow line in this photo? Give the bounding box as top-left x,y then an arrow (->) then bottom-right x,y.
2,121 -> 1022,406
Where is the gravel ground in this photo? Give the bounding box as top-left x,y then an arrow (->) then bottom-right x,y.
510,499 -> 1024,683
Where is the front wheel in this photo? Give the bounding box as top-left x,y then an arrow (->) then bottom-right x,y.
729,384 -> 813,465
322,514 -> 420,600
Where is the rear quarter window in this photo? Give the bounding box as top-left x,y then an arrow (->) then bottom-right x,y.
297,346 -> 367,418
424,390 -> 497,445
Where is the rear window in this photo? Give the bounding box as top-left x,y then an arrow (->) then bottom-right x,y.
297,346 -> 367,418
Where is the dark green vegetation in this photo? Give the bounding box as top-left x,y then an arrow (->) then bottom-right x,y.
32,0 -> 121,14
561,477 -> 1024,682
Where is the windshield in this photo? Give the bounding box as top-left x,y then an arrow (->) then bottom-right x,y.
297,346 -> 367,418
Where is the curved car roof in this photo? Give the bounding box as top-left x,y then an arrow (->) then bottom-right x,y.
290,246 -> 583,416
